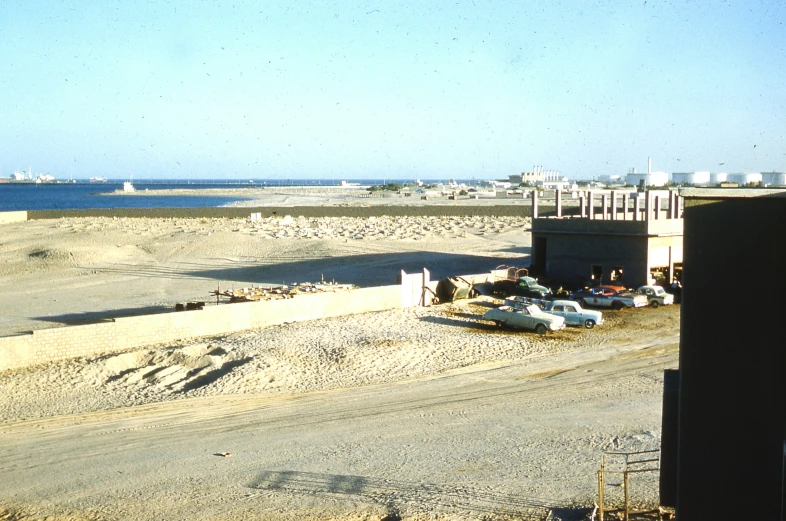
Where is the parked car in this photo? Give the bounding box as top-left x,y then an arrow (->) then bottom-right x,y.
491,276 -> 552,299
541,299 -> 604,329
635,285 -> 674,308
482,304 -> 565,335
570,285 -> 648,310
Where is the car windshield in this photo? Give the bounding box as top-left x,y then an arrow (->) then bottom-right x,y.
654,287 -> 666,295
525,305 -> 540,314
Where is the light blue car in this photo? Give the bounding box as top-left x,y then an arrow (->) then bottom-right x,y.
542,299 -> 604,329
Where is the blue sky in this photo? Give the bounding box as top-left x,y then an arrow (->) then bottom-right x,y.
1,0 -> 785,180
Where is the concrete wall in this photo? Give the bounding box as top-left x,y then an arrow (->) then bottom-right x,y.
0,211 -> 27,224
0,285 -> 401,372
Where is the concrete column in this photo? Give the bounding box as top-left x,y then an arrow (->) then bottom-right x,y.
644,191 -> 651,222
634,195 -> 641,222
579,195 -> 586,218
601,194 -> 608,220
654,195 -> 661,220
611,191 -> 618,220
669,190 -> 676,219
531,190 -> 539,219
555,189 -> 563,218
587,190 -> 594,220
622,193 -> 629,221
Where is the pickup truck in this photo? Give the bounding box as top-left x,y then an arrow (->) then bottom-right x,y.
491,276 -> 552,299
570,285 -> 648,310
541,299 -> 604,329
482,304 -> 565,335
635,285 -> 674,308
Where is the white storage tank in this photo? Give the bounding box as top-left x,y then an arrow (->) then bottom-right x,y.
710,172 -> 728,184
727,173 -> 762,186
627,172 -> 669,187
762,172 -> 786,186
672,171 -> 711,185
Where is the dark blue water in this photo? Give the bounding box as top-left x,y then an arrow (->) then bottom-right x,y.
0,179 -> 470,211
0,182 -> 251,211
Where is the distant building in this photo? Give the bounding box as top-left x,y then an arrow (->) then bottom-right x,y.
509,166 -> 565,186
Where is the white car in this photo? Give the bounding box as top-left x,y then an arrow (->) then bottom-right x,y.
542,300 -> 604,329
482,304 -> 565,335
636,285 -> 675,308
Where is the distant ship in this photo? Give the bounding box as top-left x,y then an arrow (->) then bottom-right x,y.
89,177 -> 108,183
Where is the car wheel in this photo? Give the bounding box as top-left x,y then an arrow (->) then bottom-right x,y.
584,319 -> 595,329
493,320 -> 503,328
535,324 -> 548,336
612,301 -> 624,311
650,300 -> 659,308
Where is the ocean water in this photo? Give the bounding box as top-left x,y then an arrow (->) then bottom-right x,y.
0,179 -> 468,211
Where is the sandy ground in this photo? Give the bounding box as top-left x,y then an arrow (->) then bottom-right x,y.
0,190 -> 679,520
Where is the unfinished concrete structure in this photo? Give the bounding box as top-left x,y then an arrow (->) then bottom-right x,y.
661,189 -> 786,519
530,189 -> 683,288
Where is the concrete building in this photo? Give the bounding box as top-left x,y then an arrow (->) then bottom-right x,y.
660,188 -> 786,519
529,189 -> 683,289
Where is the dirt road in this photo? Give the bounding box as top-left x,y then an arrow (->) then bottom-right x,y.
1,304 -> 678,521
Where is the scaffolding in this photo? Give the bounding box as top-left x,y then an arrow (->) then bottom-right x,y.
596,449 -> 672,520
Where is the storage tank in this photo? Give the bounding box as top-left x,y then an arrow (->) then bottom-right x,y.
672,171 -> 711,185
762,172 -> 786,186
727,173 -> 762,186
692,171 -> 711,184
671,172 -> 691,184
710,172 -> 728,184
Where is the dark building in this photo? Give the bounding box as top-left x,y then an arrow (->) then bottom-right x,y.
667,189 -> 786,519
529,189 -> 683,289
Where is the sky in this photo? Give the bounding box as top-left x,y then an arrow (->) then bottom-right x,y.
1,0 -> 785,180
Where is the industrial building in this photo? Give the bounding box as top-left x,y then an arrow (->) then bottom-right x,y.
659,188 -> 786,519
529,189 -> 683,289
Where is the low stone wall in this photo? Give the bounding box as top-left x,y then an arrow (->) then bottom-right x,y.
0,211 -> 27,224
0,285 -> 401,372
29,205 -> 542,220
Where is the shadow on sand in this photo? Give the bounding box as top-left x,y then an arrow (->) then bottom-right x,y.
248,469 -> 579,520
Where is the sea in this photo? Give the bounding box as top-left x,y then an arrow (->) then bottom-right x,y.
0,179 -> 460,212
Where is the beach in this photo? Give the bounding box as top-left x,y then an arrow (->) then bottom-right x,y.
0,189 -> 678,520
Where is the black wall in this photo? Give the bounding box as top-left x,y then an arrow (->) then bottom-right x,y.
677,197 -> 786,519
